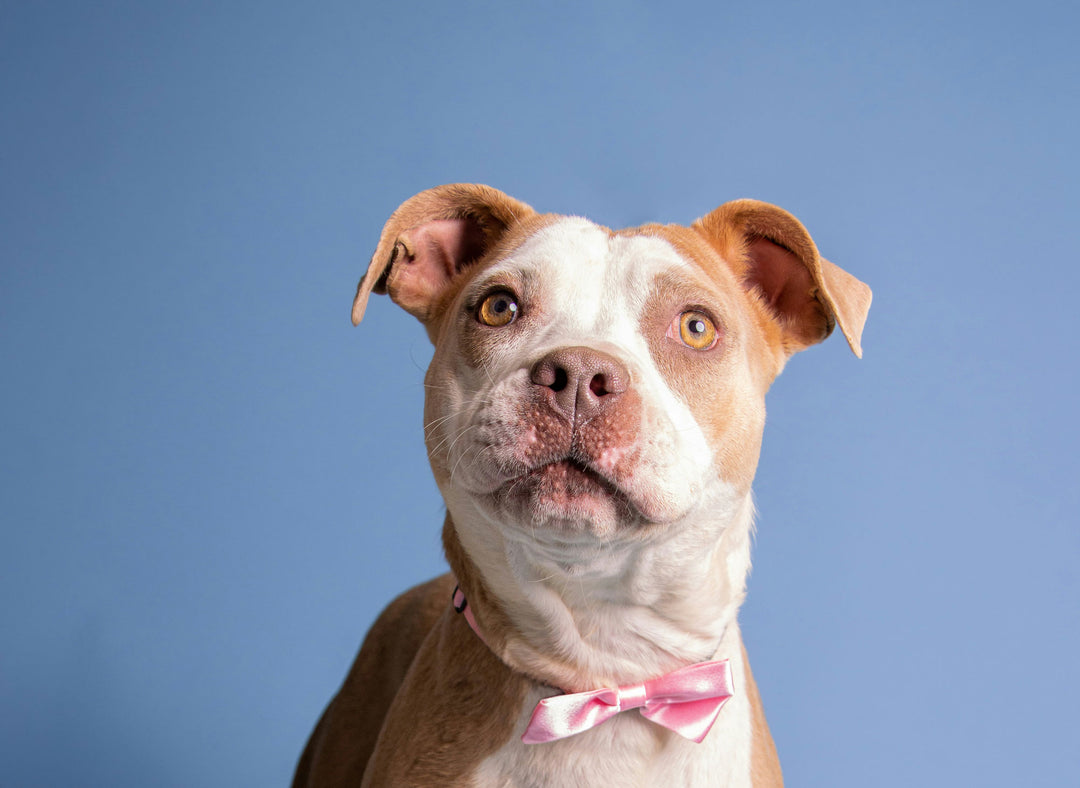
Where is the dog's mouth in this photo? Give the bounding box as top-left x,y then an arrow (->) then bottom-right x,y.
525,458 -> 618,497
494,457 -> 642,531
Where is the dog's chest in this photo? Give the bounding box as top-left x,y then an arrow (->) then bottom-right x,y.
471,650 -> 754,788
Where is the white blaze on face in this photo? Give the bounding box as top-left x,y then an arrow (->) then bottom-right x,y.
506,218 -> 659,357
435,218 -> 718,519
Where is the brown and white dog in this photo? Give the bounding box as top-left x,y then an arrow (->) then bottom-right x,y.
294,184 -> 870,787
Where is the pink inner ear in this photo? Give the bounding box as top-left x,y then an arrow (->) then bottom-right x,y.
384,217 -> 488,320
408,218 -> 487,281
745,237 -> 829,346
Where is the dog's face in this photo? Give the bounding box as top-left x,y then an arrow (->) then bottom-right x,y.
423,216 -> 769,545
352,185 -> 869,681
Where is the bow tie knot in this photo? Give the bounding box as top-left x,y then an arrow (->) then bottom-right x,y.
607,682 -> 648,710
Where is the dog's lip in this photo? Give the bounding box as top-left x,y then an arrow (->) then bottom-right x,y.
518,455 -> 614,487
499,455 -> 647,515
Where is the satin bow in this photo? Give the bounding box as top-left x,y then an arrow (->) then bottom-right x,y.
521,659 -> 733,744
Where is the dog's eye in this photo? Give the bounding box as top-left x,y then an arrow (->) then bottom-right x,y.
478,291 -> 520,327
673,311 -> 718,350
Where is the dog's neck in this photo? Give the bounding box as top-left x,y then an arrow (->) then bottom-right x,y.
443,487 -> 755,693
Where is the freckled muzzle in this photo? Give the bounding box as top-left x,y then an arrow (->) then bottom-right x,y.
466,346 -> 669,532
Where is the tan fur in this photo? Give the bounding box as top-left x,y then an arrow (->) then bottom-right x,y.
293,571 -> 529,787
292,575 -> 455,786
360,589 -> 528,786
631,224 -> 776,494
298,184 -> 870,786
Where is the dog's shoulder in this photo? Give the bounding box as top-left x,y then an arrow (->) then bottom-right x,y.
741,642 -> 784,786
292,573 -> 455,787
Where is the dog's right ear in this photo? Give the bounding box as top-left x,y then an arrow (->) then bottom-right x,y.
693,199 -> 871,358
352,184 -> 536,328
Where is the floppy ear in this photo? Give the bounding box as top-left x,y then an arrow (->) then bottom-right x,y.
352,183 -> 536,327
693,200 -> 871,357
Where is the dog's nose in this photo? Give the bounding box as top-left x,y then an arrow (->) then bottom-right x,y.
529,347 -> 628,422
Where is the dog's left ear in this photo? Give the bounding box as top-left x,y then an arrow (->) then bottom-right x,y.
693,200 -> 871,357
352,184 -> 536,328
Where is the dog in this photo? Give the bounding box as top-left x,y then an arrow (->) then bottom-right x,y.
293,184 -> 870,787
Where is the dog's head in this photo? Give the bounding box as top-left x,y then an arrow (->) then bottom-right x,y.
354,183 -> 868,534
353,184 -> 870,682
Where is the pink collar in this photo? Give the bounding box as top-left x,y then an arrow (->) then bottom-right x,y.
452,585 -> 734,744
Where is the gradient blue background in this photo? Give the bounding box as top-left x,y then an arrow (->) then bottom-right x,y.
3,1 -> 1077,785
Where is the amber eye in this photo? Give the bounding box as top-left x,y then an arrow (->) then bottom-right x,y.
677,311 -> 718,350
478,291 -> 520,327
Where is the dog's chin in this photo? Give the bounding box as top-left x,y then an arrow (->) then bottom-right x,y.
491,460 -> 644,536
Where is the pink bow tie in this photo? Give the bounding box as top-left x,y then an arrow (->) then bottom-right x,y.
451,585 -> 733,745
521,659 -> 734,744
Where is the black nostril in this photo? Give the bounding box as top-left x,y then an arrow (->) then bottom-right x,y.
550,367 -> 568,392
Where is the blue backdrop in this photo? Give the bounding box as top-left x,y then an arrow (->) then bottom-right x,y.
3,1 -> 1077,785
